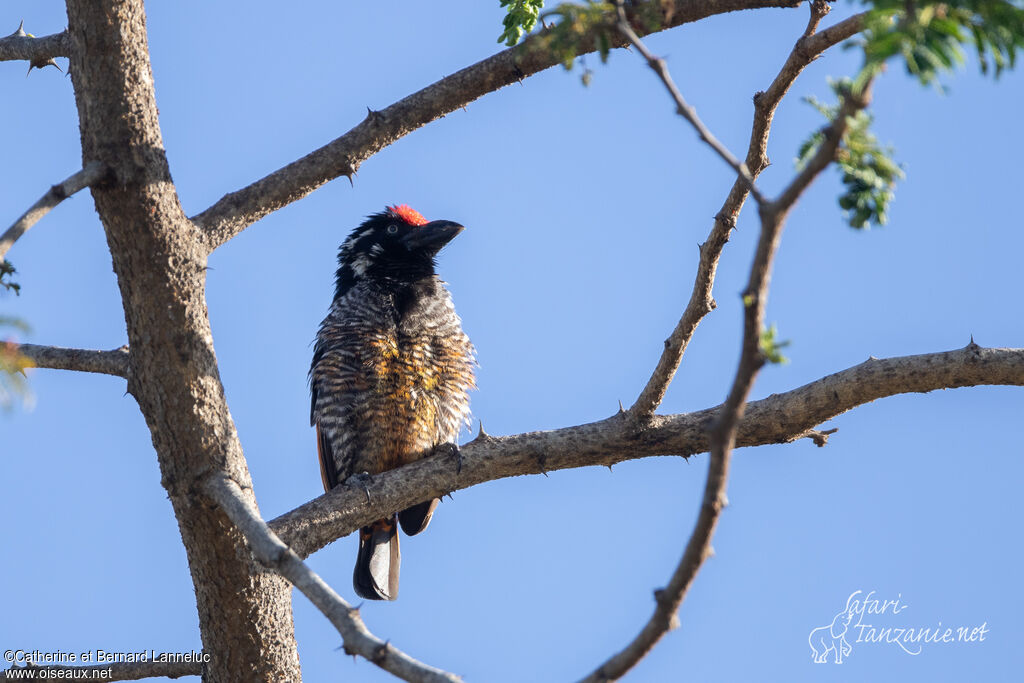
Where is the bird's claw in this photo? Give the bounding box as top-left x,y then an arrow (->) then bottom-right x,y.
446,442 -> 462,475
345,472 -> 373,503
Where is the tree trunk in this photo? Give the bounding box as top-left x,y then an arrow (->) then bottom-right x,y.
64,1 -> 300,680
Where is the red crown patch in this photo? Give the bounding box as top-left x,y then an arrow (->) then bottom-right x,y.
387,204 -> 429,226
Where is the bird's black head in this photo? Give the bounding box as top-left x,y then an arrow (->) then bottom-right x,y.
333,205 -> 464,299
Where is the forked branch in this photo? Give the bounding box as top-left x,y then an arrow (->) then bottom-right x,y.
613,0 -> 764,202
629,2 -> 867,420
581,74 -> 878,683
205,474 -> 461,683
270,344 -> 1023,560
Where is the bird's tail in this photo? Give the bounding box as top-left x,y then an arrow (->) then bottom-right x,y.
353,516 -> 400,601
398,498 -> 439,536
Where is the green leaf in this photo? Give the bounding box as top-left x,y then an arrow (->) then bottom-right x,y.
500,1 -> 616,78
1,260 -> 21,295
498,0 -> 547,46
759,324 -> 791,365
795,80 -> 905,229
857,0 -> 1024,84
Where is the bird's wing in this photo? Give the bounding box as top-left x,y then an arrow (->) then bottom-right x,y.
310,294 -> 379,492
316,420 -> 338,491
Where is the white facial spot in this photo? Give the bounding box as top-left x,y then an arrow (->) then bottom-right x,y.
351,255 -> 370,276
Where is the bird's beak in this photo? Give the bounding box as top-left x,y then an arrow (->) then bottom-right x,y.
402,220 -> 464,252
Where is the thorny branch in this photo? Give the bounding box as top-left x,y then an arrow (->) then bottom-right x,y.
191,0 -> 803,252
0,161 -> 109,261
270,344 -> 1024,560
629,2 -> 866,420
580,70 -> 878,682
205,474 -> 462,683
2,660 -> 200,682
3,2 -> 1016,682
16,343 -> 130,378
613,0 -> 764,203
0,22 -> 68,69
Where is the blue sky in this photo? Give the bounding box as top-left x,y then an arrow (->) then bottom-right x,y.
2,1 -> 1022,681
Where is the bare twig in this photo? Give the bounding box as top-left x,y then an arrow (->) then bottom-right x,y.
2,660 -> 200,682
0,23 -> 68,67
192,0 -> 803,252
17,343 -> 129,378
793,427 -> 839,446
613,0 -> 764,203
204,474 -> 462,683
0,162 -> 109,261
271,343 -> 1024,559
580,71 -> 878,683
630,2 -> 866,420
771,80 -> 874,214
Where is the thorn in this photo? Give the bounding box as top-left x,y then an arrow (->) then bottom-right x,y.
473,420 -> 495,445
373,640 -> 391,663
445,492 -> 455,501
13,20 -> 27,38
617,400 -> 626,414
967,334 -> 979,350
534,451 -> 549,476
26,57 -> 60,76
606,463 -> 613,473
714,210 -> 737,229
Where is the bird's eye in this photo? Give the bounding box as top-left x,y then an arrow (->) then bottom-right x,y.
386,224 -> 399,234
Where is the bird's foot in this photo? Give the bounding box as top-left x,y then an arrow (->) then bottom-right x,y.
345,471 -> 373,503
441,442 -> 462,475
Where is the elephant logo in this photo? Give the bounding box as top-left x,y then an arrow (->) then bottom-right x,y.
808,593 -> 857,664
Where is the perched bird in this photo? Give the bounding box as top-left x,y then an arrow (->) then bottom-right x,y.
309,205 -> 475,601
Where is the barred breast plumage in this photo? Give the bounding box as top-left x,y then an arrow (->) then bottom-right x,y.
309,205 -> 475,601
